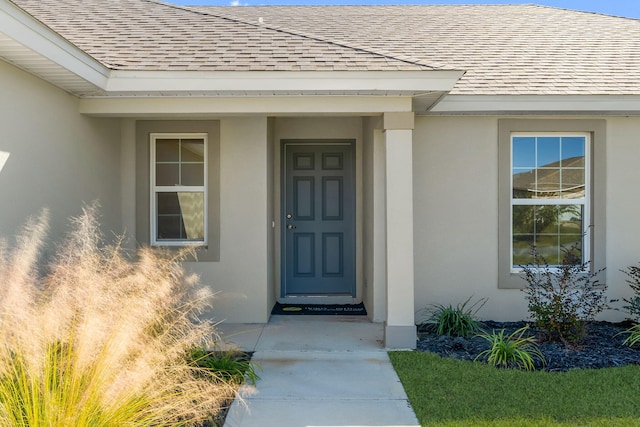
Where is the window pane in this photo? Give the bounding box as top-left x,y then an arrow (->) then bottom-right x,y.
537,137 -> 560,167
536,235 -> 561,265
181,140 -> 205,162
561,137 -> 585,166
156,164 -> 179,186
512,169 -> 535,198
156,192 -> 204,241
513,137 -> 536,168
513,235 -> 535,265
513,205 -> 535,234
536,168 -> 560,198
157,215 -> 184,240
181,164 -> 204,186
156,139 -> 179,162
158,192 -> 182,215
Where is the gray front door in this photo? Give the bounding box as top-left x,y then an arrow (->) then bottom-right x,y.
282,141 -> 355,296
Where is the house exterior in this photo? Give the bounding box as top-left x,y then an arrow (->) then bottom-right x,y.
2,0 -> 640,348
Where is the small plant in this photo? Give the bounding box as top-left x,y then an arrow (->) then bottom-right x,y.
618,323 -> 640,348
188,348 -> 260,386
521,243 -> 607,344
474,325 -> 545,371
620,263 -> 640,322
420,296 -> 486,337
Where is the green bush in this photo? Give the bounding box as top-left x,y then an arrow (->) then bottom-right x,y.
420,296 -> 486,338
521,244 -> 607,344
474,325 -> 545,371
0,206 -> 234,427
188,348 -> 260,386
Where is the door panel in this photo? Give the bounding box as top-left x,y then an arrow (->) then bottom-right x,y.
282,142 -> 355,296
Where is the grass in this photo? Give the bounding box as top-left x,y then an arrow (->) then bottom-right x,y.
0,205 -> 235,426
389,351 -> 640,427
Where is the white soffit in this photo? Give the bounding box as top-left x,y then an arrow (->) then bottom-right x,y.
0,0 -> 108,94
430,95 -> 640,115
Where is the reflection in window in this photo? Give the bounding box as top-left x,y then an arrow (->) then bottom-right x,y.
151,134 -> 207,245
511,134 -> 588,267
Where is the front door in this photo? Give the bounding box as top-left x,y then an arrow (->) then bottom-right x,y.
282,140 -> 355,297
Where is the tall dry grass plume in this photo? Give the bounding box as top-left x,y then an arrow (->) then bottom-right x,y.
0,205 -> 233,426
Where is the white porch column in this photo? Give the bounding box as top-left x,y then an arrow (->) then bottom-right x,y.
383,112 -> 417,349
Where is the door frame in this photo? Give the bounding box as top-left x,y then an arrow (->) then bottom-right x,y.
280,139 -> 357,302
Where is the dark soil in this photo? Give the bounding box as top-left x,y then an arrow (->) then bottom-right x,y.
417,321 -> 640,371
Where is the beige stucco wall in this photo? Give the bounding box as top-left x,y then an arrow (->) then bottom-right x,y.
0,61 -> 121,247
187,116 -> 271,324
413,115 -> 640,322
605,117 -> 640,311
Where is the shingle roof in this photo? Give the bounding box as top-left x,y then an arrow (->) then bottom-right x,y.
8,0 -> 640,95
190,5 -> 640,95
8,0 -> 436,72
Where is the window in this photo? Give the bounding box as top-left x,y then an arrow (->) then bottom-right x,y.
498,119 -> 606,289
511,134 -> 589,269
150,133 -> 207,246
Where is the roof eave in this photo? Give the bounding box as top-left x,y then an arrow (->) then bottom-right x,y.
428,94 -> 640,115
0,0 -> 109,93
103,70 -> 464,95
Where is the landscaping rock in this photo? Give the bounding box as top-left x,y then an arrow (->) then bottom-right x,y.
417,321 -> 640,371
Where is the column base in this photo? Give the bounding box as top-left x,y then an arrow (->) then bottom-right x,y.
384,323 -> 417,349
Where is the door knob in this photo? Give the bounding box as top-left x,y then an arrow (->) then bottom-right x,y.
287,224 -> 297,230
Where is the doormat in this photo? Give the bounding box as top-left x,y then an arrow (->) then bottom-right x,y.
271,302 -> 367,316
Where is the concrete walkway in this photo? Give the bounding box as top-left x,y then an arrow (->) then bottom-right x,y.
218,315 -> 419,427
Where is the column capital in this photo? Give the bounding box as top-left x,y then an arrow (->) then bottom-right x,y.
383,112 -> 415,131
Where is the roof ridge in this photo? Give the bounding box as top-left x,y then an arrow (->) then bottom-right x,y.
144,0 -> 450,71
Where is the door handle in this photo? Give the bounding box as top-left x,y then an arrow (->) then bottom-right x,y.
287,224 -> 297,230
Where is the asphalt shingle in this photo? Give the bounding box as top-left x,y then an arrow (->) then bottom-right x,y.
9,0 -> 436,72
190,4 -> 640,95
9,0 -> 640,95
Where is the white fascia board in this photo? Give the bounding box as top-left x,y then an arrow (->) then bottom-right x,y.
78,96 -> 413,116
105,70 -> 464,94
0,0 -> 109,88
431,95 -> 640,114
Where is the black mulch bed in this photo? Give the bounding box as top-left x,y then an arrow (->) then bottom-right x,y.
417,321 -> 640,371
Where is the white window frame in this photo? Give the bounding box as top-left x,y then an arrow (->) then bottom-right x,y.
150,133 -> 208,247
510,132 -> 591,272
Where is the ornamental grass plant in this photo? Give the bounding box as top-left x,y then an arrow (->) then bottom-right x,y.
474,325 -> 545,371
0,206 -> 234,427
420,296 -> 486,338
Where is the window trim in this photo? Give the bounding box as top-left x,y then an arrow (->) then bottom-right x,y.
498,119 -> 606,289
149,132 -> 208,247
509,132 -> 591,272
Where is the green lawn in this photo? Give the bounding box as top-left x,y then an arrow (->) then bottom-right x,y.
389,351 -> 640,427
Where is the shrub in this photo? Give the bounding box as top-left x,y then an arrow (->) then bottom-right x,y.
620,264 -> 640,322
188,348 -> 260,386
474,326 -> 545,371
0,206 -> 234,427
521,244 -> 608,345
419,296 -> 486,338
